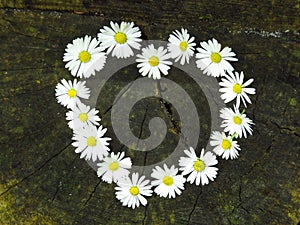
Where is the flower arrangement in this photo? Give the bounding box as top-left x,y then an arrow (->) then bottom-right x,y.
55,21 -> 256,209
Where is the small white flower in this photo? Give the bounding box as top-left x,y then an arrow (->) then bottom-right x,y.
97,152 -> 132,184
179,147 -> 218,186
98,21 -> 142,58
136,44 -> 172,80
210,131 -> 240,160
66,101 -> 100,130
115,173 -> 153,209
63,35 -> 107,78
196,38 -> 237,77
151,164 -> 185,198
167,28 -> 196,65
55,78 -> 90,109
72,125 -> 111,161
219,71 -> 256,108
220,106 -> 254,138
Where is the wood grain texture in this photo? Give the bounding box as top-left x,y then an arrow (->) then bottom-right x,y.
0,1 -> 299,224
1,0 -> 299,31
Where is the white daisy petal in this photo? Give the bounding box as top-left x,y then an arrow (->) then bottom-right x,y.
55,79 -> 90,109
220,106 -> 254,138
98,21 -> 142,59
63,35 -> 107,78
115,173 -> 152,209
136,44 -> 172,80
179,147 -> 218,186
210,131 -> 241,160
97,152 -> 132,183
66,101 -> 100,130
151,164 -> 186,198
196,38 -> 237,77
219,71 -> 256,108
72,125 -> 111,161
167,28 -> 196,65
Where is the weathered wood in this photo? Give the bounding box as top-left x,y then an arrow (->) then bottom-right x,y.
0,0 -> 299,32
0,1 -> 299,224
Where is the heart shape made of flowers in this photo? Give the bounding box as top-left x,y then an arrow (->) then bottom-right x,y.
55,21 -> 255,209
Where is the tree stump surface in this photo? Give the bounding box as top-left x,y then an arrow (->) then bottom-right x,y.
0,1 -> 299,224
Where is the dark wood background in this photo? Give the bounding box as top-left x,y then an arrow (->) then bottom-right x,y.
0,1 -> 299,224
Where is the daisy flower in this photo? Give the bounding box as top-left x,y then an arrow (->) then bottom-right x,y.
195,38 -> 237,77
179,147 -> 218,186
115,173 -> 153,209
220,106 -> 254,138
55,78 -> 90,109
63,35 -> 107,78
167,28 -> 196,65
97,152 -> 132,184
210,131 -> 240,160
151,164 -> 186,198
219,71 -> 256,108
72,125 -> 111,161
65,101 -> 101,130
98,21 -> 142,58
136,44 -> 172,80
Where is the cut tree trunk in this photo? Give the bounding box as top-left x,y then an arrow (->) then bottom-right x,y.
0,1 -> 299,224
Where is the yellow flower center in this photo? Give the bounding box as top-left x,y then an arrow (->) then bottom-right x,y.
114,32 -> 127,44
78,50 -> 91,63
179,41 -> 188,51
233,116 -> 242,125
193,159 -> 205,172
148,56 -> 159,67
67,88 -> 77,98
210,52 -> 222,63
86,136 -> 97,147
79,113 -> 88,122
109,161 -> 119,171
233,83 -> 242,94
163,176 -> 174,186
221,139 -> 231,150
129,186 -> 139,196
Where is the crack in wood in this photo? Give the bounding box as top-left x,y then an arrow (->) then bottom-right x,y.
241,205 -> 250,214
186,188 -> 202,225
271,121 -> 300,138
244,138 -> 275,176
141,203 -> 148,225
139,106 -> 149,169
0,141 -> 72,197
82,179 -> 102,207
137,105 -> 148,150
51,180 -> 62,202
156,80 -> 191,150
156,80 -> 180,133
